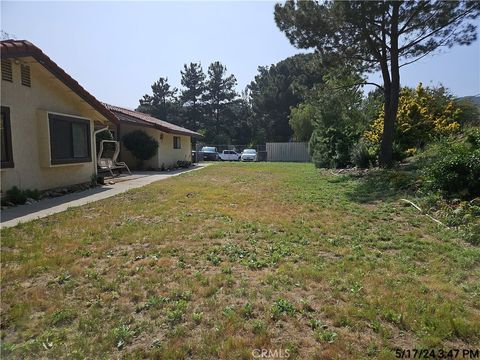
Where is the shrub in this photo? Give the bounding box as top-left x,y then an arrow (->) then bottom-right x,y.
4,186 -> 27,205
176,160 -> 191,169
364,83 -> 462,152
2,186 -> 39,205
122,130 -> 159,169
310,126 -> 358,168
423,130 -> 480,200
23,189 -> 40,201
351,140 -> 375,168
392,141 -> 407,162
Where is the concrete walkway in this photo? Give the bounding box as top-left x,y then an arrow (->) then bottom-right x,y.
1,164 -> 210,228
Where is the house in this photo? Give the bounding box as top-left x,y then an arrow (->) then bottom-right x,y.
104,104 -> 202,170
0,39 -> 202,196
0,40 -> 119,194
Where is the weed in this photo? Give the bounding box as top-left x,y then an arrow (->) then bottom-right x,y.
315,329 -> 338,343
192,312 -> 203,325
222,305 -> 236,317
50,308 -> 77,326
146,295 -> 168,309
252,320 -> 267,335
207,251 -> 222,266
112,325 -> 135,350
55,271 -> 71,285
308,319 -> 326,331
271,298 -> 296,320
241,303 -> 254,319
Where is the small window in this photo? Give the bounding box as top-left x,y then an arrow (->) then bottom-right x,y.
49,114 -> 91,164
1,60 -> 13,82
1,106 -> 14,168
21,64 -> 31,87
173,136 -> 181,149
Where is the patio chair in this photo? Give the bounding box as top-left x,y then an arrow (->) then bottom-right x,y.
97,140 -> 131,177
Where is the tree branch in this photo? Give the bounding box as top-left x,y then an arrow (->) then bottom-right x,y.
329,81 -> 384,91
399,7 -> 476,52
398,2 -> 430,35
399,33 -> 455,68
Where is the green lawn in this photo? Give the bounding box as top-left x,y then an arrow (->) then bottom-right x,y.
1,163 -> 479,359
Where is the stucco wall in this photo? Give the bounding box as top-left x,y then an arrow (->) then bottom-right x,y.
119,124 -> 191,169
0,57 -> 111,193
158,133 -> 192,168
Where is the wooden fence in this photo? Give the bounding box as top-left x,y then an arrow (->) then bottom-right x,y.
266,142 -> 310,162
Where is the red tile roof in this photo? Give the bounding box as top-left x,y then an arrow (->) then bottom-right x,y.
0,40 -> 118,125
103,103 -> 202,138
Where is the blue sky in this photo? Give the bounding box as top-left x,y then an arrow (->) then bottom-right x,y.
2,1 -> 479,109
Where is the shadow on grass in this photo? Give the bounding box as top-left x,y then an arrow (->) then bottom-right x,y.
344,167 -> 419,204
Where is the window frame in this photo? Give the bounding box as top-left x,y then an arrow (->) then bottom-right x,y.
48,113 -> 92,165
1,106 -> 14,168
173,136 -> 181,150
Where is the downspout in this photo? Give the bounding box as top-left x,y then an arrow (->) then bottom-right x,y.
93,127 -> 109,176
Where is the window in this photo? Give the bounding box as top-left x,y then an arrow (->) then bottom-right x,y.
1,60 -> 13,82
21,64 -> 31,87
48,114 -> 91,164
1,106 -> 14,168
173,136 -> 181,149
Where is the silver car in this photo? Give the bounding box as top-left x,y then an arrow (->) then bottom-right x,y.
241,149 -> 257,162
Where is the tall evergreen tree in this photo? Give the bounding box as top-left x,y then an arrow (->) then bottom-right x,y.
203,61 -> 237,142
248,53 -> 324,142
275,0 -> 480,166
138,77 -> 177,121
180,63 -> 206,130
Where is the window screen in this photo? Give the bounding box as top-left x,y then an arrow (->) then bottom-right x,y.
49,114 -> 91,164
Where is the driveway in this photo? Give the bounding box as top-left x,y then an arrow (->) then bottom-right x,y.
0,164 -> 210,228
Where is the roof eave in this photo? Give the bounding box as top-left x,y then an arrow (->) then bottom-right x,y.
1,41 -> 119,126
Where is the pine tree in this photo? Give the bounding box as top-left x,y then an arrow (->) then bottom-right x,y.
203,61 -> 237,141
138,77 -> 177,121
180,63 -> 206,130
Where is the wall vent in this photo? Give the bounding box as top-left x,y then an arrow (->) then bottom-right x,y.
1,60 -> 13,82
21,64 -> 31,87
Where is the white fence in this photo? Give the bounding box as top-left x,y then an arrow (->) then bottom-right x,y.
266,142 -> 310,162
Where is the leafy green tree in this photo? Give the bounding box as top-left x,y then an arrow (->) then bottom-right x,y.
223,91 -> 255,144
455,96 -> 480,126
180,63 -> 206,130
275,0 -> 480,166
248,53 -> 324,142
138,77 -> 177,121
289,103 -> 315,141
306,74 -> 367,168
203,61 -> 238,142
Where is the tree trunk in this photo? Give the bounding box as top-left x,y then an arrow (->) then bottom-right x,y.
379,3 -> 400,168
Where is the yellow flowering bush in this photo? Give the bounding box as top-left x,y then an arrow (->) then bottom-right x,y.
364,83 -> 462,151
